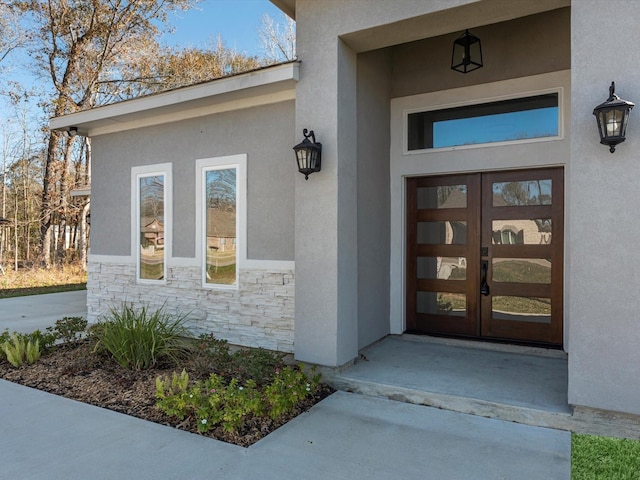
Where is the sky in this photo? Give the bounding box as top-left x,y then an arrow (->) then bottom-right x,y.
0,0 -> 287,157
161,0 -> 284,55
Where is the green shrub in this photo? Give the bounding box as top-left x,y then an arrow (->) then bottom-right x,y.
190,334 -> 234,378
190,334 -> 285,385
26,329 -> 57,353
47,316 -> 87,345
1,333 -> 41,367
95,304 -> 191,370
231,347 -> 285,385
155,364 -> 321,434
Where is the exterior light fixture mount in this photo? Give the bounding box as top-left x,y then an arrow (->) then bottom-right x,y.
293,128 -> 322,180
67,126 -> 78,137
593,81 -> 634,153
451,29 -> 483,74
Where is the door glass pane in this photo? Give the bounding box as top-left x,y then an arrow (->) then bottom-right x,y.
417,221 -> 466,244
417,257 -> 466,280
492,296 -> 551,323
417,291 -> 466,316
139,175 -> 164,280
491,219 -> 552,245
492,258 -> 551,284
417,185 -> 466,208
205,168 -> 237,285
492,179 -> 552,206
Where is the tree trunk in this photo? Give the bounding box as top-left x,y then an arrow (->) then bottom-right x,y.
40,130 -> 61,268
55,138 -> 75,264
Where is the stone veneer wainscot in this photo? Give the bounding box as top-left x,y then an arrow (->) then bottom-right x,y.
86,260 -> 295,352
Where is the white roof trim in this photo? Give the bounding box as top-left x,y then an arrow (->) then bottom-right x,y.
51,62 -> 299,136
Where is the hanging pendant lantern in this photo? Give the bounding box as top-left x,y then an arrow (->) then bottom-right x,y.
451,29 -> 483,74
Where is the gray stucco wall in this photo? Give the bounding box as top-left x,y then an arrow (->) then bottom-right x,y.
568,0 -> 640,416
357,49 -> 392,349
390,8 -> 570,98
90,100 -> 295,261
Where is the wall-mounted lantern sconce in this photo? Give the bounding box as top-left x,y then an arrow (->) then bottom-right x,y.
593,82 -> 634,153
451,29 -> 483,74
293,129 -> 322,180
66,126 -> 78,137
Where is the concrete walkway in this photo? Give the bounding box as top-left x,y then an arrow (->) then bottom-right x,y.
0,290 -> 87,333
0,293 -> 571,478
0,380 -> 570,479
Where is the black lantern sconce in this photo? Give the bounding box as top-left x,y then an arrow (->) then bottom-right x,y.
293,129 -> 322,180
593,82 -> 634,153
451,29 -> 483,74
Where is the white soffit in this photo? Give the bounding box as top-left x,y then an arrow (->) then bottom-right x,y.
50,62 -> 299,137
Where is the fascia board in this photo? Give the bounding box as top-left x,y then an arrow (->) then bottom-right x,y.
51,62 -> 299,136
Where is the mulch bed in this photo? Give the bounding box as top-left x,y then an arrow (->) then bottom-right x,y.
0,340 -> 334,447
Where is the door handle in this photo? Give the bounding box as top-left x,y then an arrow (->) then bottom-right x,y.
480,261 -> 490,296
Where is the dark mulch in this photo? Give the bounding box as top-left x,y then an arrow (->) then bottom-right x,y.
0,340 -> 334,447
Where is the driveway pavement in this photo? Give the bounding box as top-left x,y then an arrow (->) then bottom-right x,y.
0,290 -> 87,333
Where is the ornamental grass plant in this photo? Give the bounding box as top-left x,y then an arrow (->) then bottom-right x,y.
95,304 -> 192,370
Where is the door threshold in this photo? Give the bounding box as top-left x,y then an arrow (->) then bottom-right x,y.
399,333 -> 567,359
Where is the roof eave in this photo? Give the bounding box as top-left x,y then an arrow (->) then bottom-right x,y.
51,61 -> 299,137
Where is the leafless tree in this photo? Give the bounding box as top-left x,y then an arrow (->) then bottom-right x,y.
259,12 -> 296,63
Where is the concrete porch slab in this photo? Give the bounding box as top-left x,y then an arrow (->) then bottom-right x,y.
324,335 -> 640,438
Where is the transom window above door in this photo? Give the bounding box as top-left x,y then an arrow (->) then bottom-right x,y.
406,92 -> 560,152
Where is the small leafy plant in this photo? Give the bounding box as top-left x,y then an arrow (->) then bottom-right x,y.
95,303 -> 191,370
156,364 -> 321,434
1,333 -> 41,367
264,365 -> 321,420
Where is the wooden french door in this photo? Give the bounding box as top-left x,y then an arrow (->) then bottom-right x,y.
406,168 -> 563,346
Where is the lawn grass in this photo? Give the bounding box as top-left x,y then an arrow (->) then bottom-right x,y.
0,264 -> 87,298
572,434 -> 640,479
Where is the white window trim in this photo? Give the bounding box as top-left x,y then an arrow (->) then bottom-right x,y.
195,154 -> 247,290
131,163 -> 172,285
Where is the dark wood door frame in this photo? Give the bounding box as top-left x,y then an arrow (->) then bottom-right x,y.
406,167 -> 564,346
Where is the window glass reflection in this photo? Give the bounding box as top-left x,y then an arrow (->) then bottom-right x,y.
492,258 -> 551,284
417,185 -> 467,209
139,175 -> 165,281
417,291 -> 466,316
206,168 -> 237,285
492,179 -> 552,206
408,93 -> 559,150
417,221 -> 466,244
491,219 -> 552,245
417,257 -> 467,280
492,296 -> 551,324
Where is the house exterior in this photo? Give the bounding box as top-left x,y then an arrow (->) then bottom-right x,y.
51,0 -> 640,420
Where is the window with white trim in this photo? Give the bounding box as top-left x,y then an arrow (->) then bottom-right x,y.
407,92 -> 560,152
196,154 -> 246,289
132,163 -> 172,283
